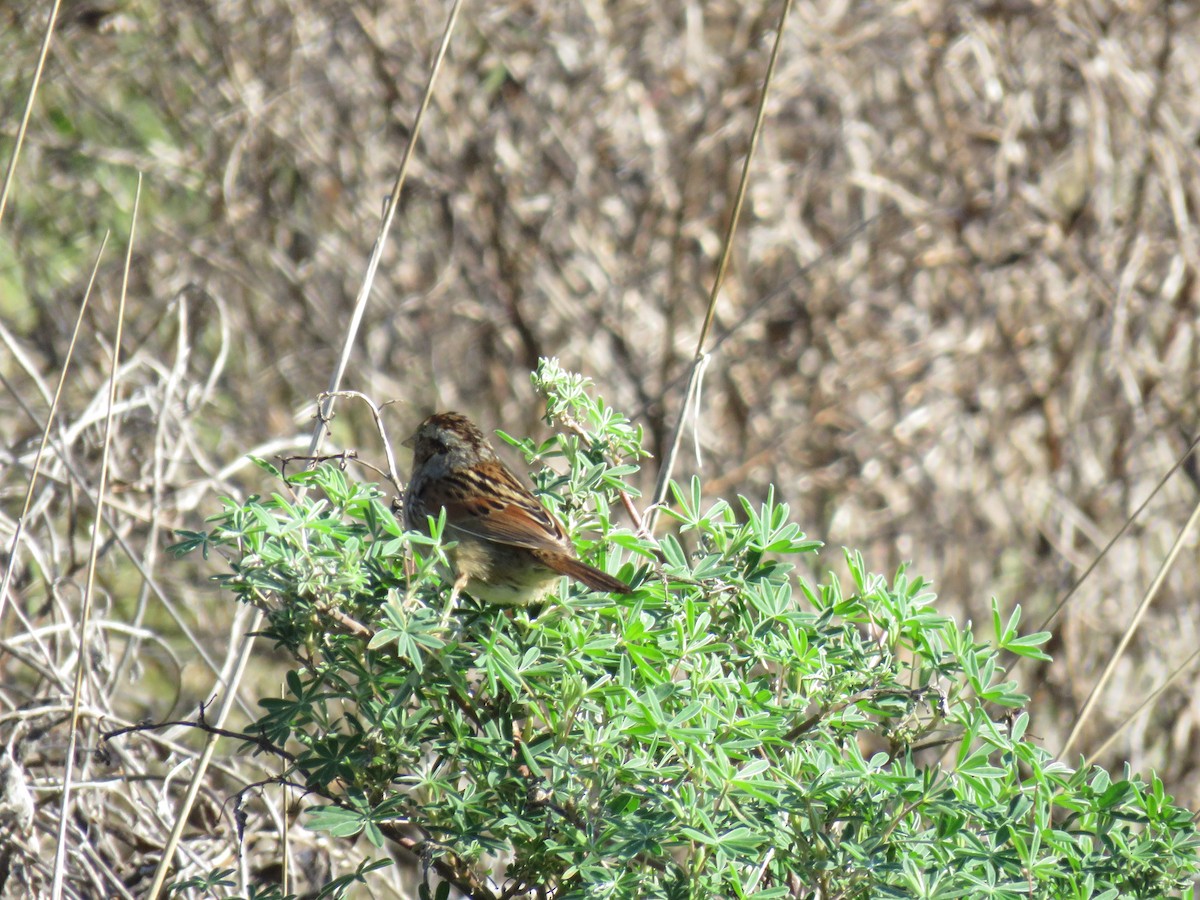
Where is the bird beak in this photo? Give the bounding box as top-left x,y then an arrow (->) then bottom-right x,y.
401,433 -> 416,450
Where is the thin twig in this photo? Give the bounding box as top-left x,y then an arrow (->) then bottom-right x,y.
50,175 -> 138,900
105,716 -> 297,765
1087,643 -> 1200,765
307,0 -> 467,460
1029,432 -> 1200,640
648,0 -> 795,529
142,602 -> 259,899
1059,495 -> 1200,760
109,295 -> 195,694
0,235 -> 108,626
0,0 -> 61,230
316,390 -> 404,494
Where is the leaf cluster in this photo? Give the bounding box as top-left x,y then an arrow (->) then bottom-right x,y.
170,365 -> 1199,900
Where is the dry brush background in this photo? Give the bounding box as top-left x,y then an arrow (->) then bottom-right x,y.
2,0 -> 1199,895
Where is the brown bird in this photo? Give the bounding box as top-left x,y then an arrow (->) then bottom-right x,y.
403,412 -> 632,607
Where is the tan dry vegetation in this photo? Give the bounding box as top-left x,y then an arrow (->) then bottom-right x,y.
2,0 -> 1199,895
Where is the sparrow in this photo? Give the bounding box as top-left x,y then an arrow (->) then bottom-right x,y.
403,412 -> 632,606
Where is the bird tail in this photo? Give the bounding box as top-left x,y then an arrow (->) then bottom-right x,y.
538,553 -> 632,594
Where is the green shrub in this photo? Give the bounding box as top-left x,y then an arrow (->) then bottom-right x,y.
171,362 -> 1199,899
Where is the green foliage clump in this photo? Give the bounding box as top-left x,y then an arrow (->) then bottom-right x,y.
171,362 -> 1199,900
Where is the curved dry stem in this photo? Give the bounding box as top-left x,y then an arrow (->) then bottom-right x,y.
0,235 -> 107,626
316,389 -> 405,494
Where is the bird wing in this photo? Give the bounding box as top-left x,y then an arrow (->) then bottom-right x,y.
417,465 -> 572,554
